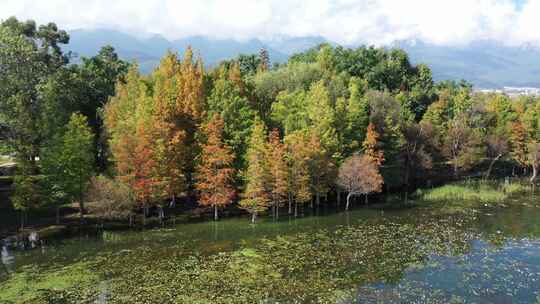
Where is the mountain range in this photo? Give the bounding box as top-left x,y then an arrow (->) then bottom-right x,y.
65,29 -> 540,89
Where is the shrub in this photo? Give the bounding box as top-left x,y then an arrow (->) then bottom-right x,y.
85,175 -> 136,221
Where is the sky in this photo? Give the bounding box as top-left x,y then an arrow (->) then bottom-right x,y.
1,0 -> 539,46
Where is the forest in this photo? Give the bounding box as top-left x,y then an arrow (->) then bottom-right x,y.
2,17 -> 540,228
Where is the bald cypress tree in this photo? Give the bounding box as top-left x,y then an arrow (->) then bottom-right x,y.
195,114 -> 236,220
239,119 -> 271,223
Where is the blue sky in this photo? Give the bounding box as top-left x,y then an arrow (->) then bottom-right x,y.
1,0 -> 539,46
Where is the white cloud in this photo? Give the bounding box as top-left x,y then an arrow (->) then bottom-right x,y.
0,0 -> 539,46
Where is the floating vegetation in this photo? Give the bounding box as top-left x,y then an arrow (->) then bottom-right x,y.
1,184 -> 540,303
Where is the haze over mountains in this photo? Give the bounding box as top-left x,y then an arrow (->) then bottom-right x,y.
66,29 -> 540,89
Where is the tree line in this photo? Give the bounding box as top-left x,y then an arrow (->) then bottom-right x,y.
1,17 -> 540,226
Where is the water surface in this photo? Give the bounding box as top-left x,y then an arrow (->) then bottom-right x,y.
1,196 -> 540,303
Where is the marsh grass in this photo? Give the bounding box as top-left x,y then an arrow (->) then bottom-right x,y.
414,179 -> 530,213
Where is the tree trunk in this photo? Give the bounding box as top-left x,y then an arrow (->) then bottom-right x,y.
276,204 -> 279,220
453,156 -> 459,178
142,205 -> 146,226
530,165 -> 538,184
288,193 -> 292,214
251,212 -> 256,224
56,206 -> 60,225
20,211 -> 24,231
365,194 -> 368,204
337,190 -> 341,207
294,202 -> 298,217
485,154 -> 502,179
214,205 -> 219,221
315,193 -> 320,206
346,193 -> 352,211
158,206 -> 164,225
79,201 -> 85,224
170,195 -> 176,208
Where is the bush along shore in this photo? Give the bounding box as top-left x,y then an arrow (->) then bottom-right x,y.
1,177 -> 534,251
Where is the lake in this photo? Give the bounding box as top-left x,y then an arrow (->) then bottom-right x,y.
1,194 -> 540,303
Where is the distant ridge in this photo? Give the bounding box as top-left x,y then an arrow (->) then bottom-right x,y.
66,29 -> 290,73
66,29 -> 540,88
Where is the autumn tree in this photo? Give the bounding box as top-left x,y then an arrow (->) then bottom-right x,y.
195,114 -> 236,220
306,132 -> 336,207
105,65 -> 166,222
151,52 -> 188,207
239,119 -> 271,223
337,154 -> 383,210
362,123 -> 385,166
285,131 -> 312,216
153,47 -> 206,201
265,129 -> 289,219
131,121 -> 166,224
510,121 -> 529,172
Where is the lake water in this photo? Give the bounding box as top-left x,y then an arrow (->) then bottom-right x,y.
1,195 -> 540,303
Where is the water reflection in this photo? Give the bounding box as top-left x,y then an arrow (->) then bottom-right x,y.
356,239 -> 540,303
2,195 -> 540,303
1,245 -> 14,275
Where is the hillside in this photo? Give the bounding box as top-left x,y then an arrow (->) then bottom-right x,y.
66,29 -> 540,88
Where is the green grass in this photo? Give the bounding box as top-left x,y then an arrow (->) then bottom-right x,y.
414,179 -> 529,213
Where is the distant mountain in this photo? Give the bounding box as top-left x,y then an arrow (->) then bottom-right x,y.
264,35 -> 329,55
66,29 -> 291,73
394,39 -> 540,88
66,29 -> 540,88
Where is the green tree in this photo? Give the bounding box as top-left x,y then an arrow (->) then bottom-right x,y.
42,113 -> 94,223
239,119 -> 271,223
336,78 -> 370,156
207,69 -> 257,170
305,80 -> 339,157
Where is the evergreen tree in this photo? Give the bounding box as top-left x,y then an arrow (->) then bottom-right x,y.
42,113 -> 95,222
207,68 -> 257,171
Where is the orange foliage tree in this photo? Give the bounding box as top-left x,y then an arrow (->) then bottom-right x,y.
337,154 -> 383,210
362,122 -> 385,166
239,119 -> 271,223
195,114 -> 236,220
285,131 -> 312,217
266,129 -> 289,219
